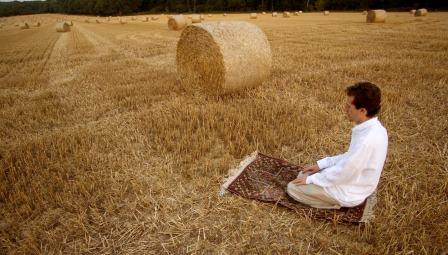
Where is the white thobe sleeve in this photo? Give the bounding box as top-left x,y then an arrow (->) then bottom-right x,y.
306,143 -> 372,187
316,153 -> 347,170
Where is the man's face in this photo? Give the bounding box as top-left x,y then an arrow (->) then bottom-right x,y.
345,96 -> 366,123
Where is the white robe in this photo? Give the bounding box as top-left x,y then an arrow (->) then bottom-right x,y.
306,117 -> 388,207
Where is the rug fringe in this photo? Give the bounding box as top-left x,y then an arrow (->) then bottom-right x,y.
360,190 -> 377,223
219,151 -> 258,196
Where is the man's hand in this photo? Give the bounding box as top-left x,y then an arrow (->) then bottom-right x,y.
302,164 -> 320,174
292,175 -> 307,185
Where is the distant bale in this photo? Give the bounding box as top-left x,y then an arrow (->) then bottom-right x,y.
223,13 -> 227,17
168,15 -> 187,30
151,16 -> 159,21
250,13 -> 257,19
200,15 -> 205,20
20,23 -> 29,29
366,9 -> 386,23
415,8 -> 428,16
294,12 -> 299,16
272,12 -> 278,17
191,15 -> 201,23
176,21 -> 272,94
299,11 -> 303,13
55,22 -> 70,32
33,22 -> 40,27
262,12 -> 266,15
208,14 -> 212,17
323,11 -> 330,16
362,10 -> 368,15
283,11 -> 291,18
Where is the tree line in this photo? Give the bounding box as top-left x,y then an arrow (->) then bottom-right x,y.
1,0 -> 446,17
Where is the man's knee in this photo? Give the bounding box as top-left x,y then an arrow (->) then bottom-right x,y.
286,181 -> 306,200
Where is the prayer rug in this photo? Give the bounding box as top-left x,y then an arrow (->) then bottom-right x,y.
220,152 -> 377,223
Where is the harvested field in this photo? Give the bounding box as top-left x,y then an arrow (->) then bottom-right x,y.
0,12 -> 447,254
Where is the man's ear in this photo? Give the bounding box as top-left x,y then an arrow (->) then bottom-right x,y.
360,108 -> 368,116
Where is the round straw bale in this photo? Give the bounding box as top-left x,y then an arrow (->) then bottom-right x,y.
283,11 -> 291,17
410,9 -> 416,14
55,22 -> 70,32
323,11 -> 330,15
20,23 -> 29,29
366,9 -> 386,23
208,14 -> 212,17
250,13 -> 257,19
151,16 -> 159,21
176,21 -> 272,93
414,8 -> 428,16
191,15 -> 201,23
168,15 -> 187,30
262,12 -> 266,15
299,11 -> 303,13
33,22 -> 40,27
362,10 -> 368,15
272,12 -> 278,17
223,13 -> 227,16
294,12 -> 299,16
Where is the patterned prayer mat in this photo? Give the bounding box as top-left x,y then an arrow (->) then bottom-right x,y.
220,152 -> 377,223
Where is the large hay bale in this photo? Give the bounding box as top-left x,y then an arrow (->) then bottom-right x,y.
191,15 -> 201,23
168,15 -> 187,30
410,9 -> 416,14
262,12 -> 266,15
20,23 -> 29,29
250,13 -> 257,19
55,22 -> 70,32
272,12 -> 278,17
324,11 -> 330,16
415,8 -> 428,16
176,21 -> 272,93
283,11 -> 291,18
366,9 -> 386,23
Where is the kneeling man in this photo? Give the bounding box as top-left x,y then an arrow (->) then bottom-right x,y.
287,82 -> 388,209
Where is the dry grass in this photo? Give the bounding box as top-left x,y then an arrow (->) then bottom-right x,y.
0,12 -> 447,254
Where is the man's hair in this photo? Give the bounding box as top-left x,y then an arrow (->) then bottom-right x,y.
346,81 -> 381,117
